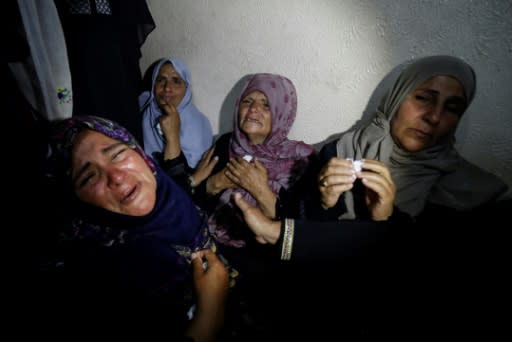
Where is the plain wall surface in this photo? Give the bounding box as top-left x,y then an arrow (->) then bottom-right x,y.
140,0 -> 512,189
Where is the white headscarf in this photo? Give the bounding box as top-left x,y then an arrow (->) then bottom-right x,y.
336,55 -> 507,217
140,57 -> 213,168
9,0 -> 72,120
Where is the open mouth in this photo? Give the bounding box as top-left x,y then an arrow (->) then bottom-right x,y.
121,184 -> 139,204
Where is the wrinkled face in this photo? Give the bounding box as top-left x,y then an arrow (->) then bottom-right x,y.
71,130 -> 157,216
154,62 -> 186,108
238,91 -> 272,145
391,75 -> 467,152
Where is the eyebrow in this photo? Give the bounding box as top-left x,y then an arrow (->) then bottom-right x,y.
418,89 -> 466,103
72,142 -> 125,184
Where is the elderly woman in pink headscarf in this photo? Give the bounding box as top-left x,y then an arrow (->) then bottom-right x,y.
193,73 -> 316,250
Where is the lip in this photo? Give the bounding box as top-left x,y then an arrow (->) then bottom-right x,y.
244,118 -> 262,125
120,183 -> 140,205
411,128 -> 432,139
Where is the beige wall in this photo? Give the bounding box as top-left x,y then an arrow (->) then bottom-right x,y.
141,0 -> 512,190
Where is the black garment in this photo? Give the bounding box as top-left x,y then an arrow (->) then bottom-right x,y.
55,0 -> 155,144
306,139 -> 511,339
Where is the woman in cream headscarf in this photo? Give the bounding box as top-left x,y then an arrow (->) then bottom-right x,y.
318,55 -> 508,219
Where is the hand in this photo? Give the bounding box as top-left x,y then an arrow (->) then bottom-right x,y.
356,159 -> 396,221
158,99 -> 181,140
318,157 -> 356,209
187,249 -> 229,342
191,249 -> 229,305
191,147 -> 219,186
225,158 -> 276,217
233,193 -> 281,244
159,99 -> 181,160
206,167 -> 237,195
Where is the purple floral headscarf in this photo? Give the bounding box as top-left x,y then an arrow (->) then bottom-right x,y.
210,73 -> 315,247
50,115 -> 155,177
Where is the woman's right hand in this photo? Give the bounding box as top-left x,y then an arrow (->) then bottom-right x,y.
187,249 -> 229,342
158,99 -> 181,140
191,249 -> 229,305
318,157 -> 356,209
233,193 -> 281,245
159,99 -> 182,160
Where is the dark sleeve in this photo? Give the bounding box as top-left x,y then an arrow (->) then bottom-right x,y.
278,210 -> 413,262
192,133 -> 232,209
277,153 -> 323,219
285,141 -> 350,220
154,151 -> 194,193
37,239 -> 192,337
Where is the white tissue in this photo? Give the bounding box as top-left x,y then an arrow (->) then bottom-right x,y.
243,155 -> 253,162
346,158 -> 363,173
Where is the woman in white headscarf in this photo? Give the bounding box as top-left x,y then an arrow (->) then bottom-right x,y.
140,57 -> 213,169
317,55 -> 508,219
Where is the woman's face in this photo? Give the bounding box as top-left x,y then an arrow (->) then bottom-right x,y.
391,75 -> 467,152
154,63 -> 186,108
71,130 -> 157,216
238,90 -> 272,145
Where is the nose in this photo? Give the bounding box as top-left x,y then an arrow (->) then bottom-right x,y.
163,79 -> 172,91
106,167 -> 125,188
249,101 -> 261,112
424,104 -> 442,125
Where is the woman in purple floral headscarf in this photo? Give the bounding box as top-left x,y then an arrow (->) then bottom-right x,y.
46,115 -> 235,339
193,73 -> 316,249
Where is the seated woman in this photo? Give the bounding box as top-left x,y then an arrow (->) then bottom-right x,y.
140,56 -> 213,169
45,115 -> 230,339
194,73 -> 316,249
318,55 -> 509,222
232,166 -> 412,339
305,54 -> 510,339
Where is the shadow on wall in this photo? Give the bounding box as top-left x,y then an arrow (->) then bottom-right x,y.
216,74 -> 253,138
312,62 -> 407,151
140,59 -> 160,93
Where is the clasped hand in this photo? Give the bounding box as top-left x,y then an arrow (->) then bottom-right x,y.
318,158 -> 396,220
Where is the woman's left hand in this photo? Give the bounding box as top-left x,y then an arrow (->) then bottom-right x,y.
225,158 -> 277,217
225,157 -> 269,194
357,159 -> 396,221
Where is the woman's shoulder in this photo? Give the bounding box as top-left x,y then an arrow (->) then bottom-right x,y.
215,132 -> 233,148
318,140 -> 338,162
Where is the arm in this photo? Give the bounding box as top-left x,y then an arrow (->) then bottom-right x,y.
185,249 -> 229,342
233,193 -> 411,261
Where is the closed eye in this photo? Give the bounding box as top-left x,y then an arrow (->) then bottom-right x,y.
77,172 -> 96,189
111,148 -> 127,161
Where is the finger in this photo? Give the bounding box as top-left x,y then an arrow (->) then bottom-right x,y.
191,253 -> 205,274
233,192 -> 251,212
253,159 -> 266,171
359,160 -> 392,180
322,183 -> 354,195
319,174 -> 356,188
255,236 -> 268,244
201,249 -> 220,266
224,170 -> 240,184
358,169 -> 394,192
319,165 -> 355,182
200,147 -> 215,163
206,156 -> 219,169
360,175 -> 394,201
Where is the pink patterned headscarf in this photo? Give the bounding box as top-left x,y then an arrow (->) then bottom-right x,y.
210,73 -> 315,247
